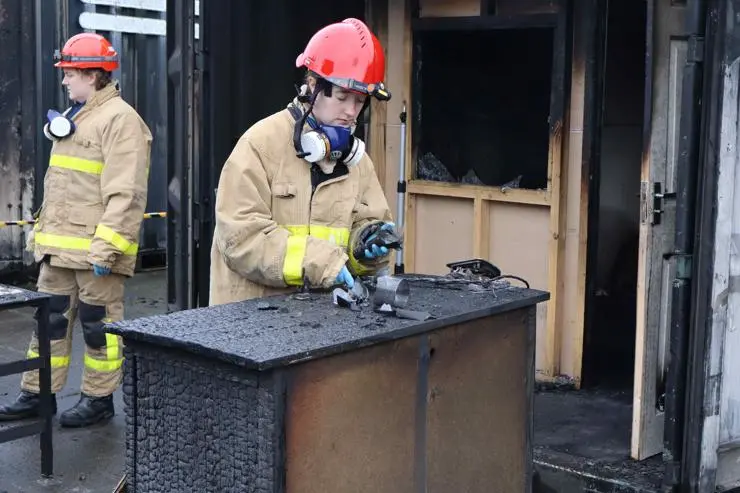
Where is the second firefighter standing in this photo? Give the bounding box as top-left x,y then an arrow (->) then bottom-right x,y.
0,33 -> 152,428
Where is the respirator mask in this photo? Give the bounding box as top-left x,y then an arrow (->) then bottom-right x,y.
299,120 -> 366,168
43,106 -> 80,142
292,80 -> 368,168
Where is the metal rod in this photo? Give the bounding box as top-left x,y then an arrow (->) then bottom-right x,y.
395,104 -> 407,274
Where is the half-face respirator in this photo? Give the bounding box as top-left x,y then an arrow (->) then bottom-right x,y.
291,80 -> 368,168
299,121 -> 366,168
44,109 -> 76,140
43,105 -> 82,142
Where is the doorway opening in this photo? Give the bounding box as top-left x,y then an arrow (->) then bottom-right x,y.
581,0 -> 645,392
534,0 -> 663,489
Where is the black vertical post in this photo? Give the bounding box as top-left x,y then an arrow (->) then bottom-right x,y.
36,297 -> 53,477
166,0 -> 196,311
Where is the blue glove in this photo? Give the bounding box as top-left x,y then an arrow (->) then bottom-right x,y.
93,264 -> 111,277
364,244 -> 389,259
363,222 -> 396,259
335,266 -> 355,288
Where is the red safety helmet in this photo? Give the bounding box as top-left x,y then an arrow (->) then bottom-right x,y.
296,18 -> 391,101
54,33 -> 119,72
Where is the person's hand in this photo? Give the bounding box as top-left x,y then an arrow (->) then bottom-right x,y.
93,264 -> 111,277
363,222 -> 396,259
364,244 -> 389,259
335,265 -> 355,288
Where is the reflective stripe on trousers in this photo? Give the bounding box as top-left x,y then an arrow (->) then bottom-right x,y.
84,330 -> 123,373
27,350 -> 70,368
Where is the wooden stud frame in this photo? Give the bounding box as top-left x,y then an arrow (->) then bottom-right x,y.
401,0 -> 571,377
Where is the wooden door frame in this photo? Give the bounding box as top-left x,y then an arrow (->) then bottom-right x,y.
394,0 -> 571,380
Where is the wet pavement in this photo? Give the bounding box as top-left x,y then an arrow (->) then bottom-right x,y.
0,269 -> 166,493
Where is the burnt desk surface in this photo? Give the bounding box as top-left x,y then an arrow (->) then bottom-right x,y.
108,284 -> 549,370
0,284 -> 49,308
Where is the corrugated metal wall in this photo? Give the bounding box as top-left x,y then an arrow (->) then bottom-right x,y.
0,0 -> 168,277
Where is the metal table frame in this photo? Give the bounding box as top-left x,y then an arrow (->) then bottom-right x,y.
0,284 -> 53,477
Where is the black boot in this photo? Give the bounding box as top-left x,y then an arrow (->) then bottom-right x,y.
0,390 -> 57,421
59,393 -> 114,428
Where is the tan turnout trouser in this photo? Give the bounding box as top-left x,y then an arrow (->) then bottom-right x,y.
21,262 -> 126,397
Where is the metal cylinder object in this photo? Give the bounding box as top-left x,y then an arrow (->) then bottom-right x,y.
373,276 -> 410,308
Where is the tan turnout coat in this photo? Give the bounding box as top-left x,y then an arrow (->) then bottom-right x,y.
209,107 -> 393,306
29,83 -> 152,277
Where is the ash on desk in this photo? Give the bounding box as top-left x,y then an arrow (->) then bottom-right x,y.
0,284 -> 48,308
109,276 -> 549,493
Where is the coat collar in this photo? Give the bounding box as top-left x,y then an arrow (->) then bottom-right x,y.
83,81 -> 120,110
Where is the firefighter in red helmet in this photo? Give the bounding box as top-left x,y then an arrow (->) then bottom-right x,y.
0,33 -> 152,427
209,18 -> 400,305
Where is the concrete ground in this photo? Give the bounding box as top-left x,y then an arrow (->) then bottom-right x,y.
0,269 -> 167,493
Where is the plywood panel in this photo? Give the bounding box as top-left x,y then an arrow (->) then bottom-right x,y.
286,337 -> 419,493
426,310 -> 532,493
414,196 -> 474,274
419,0 -> 481,17
488,203 -> 549,370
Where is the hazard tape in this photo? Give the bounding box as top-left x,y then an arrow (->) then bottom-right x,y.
0,212 -> 167,228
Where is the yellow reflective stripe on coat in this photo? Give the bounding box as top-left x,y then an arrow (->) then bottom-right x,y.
283,235 -> 308,286
49,154 -> 104,175
35,230 -> 138,256
35,232 -> 91,251
283,225 -> 350,247
84,333 -> 123,373
281,224 -> 350,285
94,224 -> 138,256
27,350 -> 70,368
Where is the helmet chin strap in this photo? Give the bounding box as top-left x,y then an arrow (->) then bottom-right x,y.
292,85 -> 321,158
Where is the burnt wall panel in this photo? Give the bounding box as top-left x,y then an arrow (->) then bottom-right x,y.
0,0 -> 38,275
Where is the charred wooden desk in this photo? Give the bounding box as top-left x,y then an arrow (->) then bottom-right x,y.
0,284 -> 53,477
109,280 -> 548,493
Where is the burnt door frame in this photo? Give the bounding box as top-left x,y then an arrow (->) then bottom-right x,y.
682,0 -> 740,490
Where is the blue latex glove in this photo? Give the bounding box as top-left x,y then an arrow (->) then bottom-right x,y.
364,244 -> 389,259
93,264 -> 111,277
363,222 -> 396,259
335,266 -> 355,288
